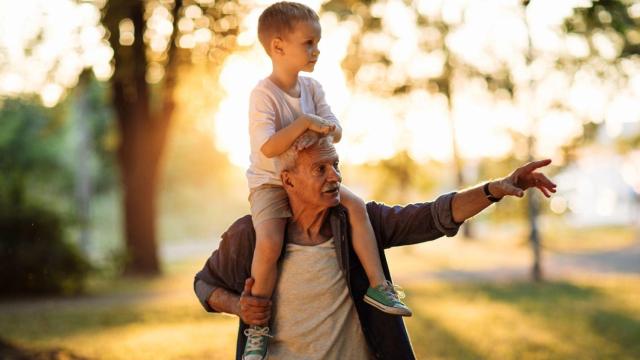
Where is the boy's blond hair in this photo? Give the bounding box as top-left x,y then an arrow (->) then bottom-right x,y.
258,2 -> 319,55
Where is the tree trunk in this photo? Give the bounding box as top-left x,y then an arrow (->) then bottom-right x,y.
522,2 -> 543,281
73,71 -> 93,256
118,116 -> 169,274
443,64 -> 473,239
104,0 -> 177,275
528,185 -> 542,281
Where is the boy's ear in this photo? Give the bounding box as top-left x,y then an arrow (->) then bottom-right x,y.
272,37 -> 284,55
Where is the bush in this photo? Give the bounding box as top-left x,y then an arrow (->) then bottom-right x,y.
0,205 -> 91,296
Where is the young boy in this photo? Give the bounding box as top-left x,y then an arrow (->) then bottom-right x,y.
244,2 -> 411,359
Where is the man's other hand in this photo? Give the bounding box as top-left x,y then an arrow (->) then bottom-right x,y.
239,278 -> 272,326
491,159 -> 557,199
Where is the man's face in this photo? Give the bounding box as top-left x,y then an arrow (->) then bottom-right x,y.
283,141 -> 342,209
280,20 -> 321,73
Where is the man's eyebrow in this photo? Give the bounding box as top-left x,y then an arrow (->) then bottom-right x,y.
311,157 -> 339,167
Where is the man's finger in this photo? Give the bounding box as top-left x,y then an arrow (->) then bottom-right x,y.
242,278 -> 254,296
249,316 -> 270,325
534,173 -> 557,189
243,296 -> 272,307
535,185 -> 551,198
521,159 -> 552,174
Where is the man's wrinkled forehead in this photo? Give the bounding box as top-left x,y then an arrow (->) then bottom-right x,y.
298,142 -> 338,167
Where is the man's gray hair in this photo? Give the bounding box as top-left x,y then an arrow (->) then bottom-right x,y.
278,131 -> 334,173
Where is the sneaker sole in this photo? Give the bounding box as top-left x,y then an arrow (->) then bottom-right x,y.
364,295 -> 413,317
242,349 -> 268,360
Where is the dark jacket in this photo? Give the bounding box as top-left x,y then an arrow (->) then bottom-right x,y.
194,193 -> 462,360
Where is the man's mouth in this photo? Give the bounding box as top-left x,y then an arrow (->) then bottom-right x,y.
322,183 -> 340,194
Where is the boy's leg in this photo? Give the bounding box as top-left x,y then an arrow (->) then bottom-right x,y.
243,218 -> 286,360
251,218 -> 287,301
340,185 -> 412,317
339,185 -> 385,287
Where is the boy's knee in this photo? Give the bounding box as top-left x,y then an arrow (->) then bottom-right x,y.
342,193 -> 367,213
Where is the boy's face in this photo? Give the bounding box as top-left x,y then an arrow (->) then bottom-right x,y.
275,20 -> 321,73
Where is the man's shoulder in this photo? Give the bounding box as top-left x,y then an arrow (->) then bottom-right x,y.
223,214 -> 256,240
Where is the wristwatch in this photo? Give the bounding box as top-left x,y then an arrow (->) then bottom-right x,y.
483,182 -> 502,203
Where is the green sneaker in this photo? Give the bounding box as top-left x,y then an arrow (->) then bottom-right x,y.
364,280 -> 412,317
242,325 -> 271,360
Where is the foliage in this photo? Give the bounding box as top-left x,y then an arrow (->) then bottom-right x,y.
0,98 -> 72,208
0,204 -> 91,296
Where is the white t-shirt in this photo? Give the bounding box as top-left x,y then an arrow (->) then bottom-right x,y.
246,76 -> 339,189
269,238 -> 373,360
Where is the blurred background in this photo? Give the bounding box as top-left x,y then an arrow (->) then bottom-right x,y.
0,0 -> 639,358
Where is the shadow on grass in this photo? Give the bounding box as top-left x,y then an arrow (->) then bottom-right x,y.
406,311 -> 483,359
453,281 -> 640,357
0,291 -> 207,342
0,338 -> 90,360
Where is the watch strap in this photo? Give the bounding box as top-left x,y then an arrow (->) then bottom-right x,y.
483,182 -> 501,203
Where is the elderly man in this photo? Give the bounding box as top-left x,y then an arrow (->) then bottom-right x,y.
194,132 -> 556,360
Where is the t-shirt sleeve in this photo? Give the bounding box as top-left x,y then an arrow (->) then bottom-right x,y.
309,78 -> 339,127
249,88 -> 278,150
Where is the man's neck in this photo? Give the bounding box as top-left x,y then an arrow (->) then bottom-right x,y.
287,204 -> 332,246
269,66 -> 300,97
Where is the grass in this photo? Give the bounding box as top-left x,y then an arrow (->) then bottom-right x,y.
1,257 -> 639,360
0,259 -> 239,360
405,278 -> 640,359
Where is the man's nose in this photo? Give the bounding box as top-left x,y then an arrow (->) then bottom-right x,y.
313,46 -> 320,57
327,166 -> 341,182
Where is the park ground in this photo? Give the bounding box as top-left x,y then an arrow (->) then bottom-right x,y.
1,223 -> 639,359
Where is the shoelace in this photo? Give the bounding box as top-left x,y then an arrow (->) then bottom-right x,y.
244,326 -> 272,352
382,280 -> 406,302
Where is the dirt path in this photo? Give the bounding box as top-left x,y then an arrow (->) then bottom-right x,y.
411,240 -> 640,282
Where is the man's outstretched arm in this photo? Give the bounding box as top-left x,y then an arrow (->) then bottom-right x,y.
452,159 -> 557,223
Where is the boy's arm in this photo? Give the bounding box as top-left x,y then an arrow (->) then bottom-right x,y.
261,115 -> 333,158
309,78 -> 342,143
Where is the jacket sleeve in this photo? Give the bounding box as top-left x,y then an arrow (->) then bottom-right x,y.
367,192 -> 462,249
193,215 -> 255,312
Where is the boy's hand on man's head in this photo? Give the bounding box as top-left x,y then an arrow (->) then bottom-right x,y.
305,114 -> 335,135
295,131 -> 319,150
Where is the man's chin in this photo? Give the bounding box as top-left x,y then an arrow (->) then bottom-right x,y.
321,191 -> 340,206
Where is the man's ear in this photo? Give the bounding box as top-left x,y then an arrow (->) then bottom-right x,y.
281,170 -> 294,188
271,37 -> 284,55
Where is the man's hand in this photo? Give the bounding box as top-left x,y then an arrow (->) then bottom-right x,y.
305,114 -> 335,135
239,278 -> 272,326
490,159 -> 557,199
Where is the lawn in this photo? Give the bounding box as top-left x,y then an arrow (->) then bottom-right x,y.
1,256 -> 639,359
2,210 -> 638,360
